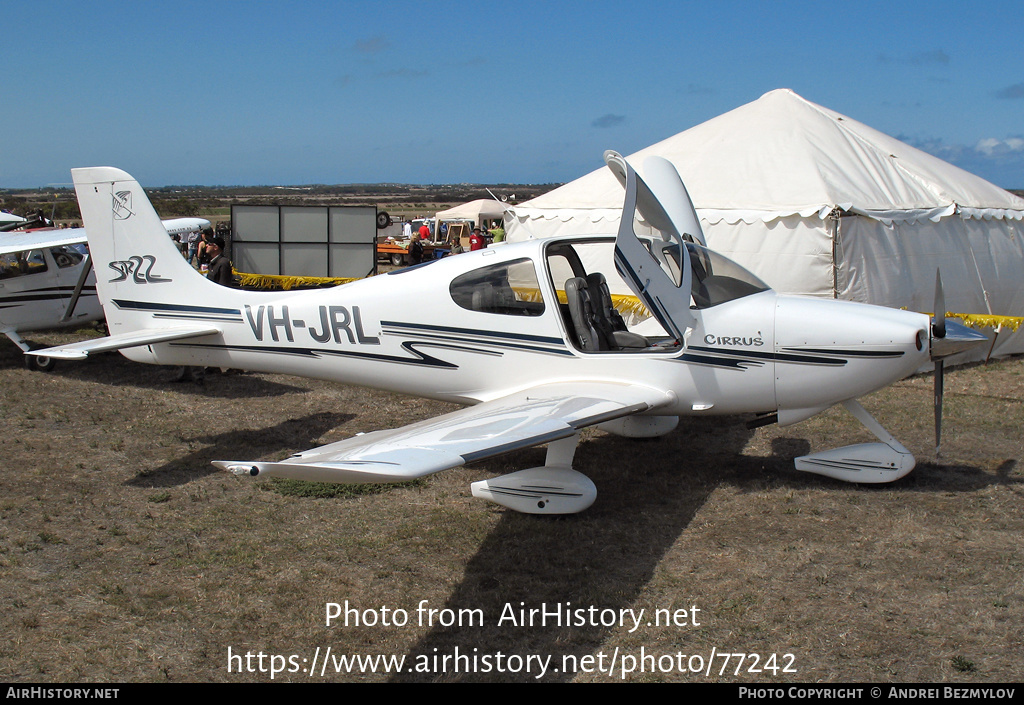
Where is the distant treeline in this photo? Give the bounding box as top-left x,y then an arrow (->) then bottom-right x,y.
0,182 -> 562,222
3,184 -> 1019,224
0,192 -> 208,221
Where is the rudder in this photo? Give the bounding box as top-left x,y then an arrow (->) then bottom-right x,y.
71,167 -> 222,334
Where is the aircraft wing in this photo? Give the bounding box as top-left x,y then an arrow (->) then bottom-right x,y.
1,228 -> 87,254
213,382 -> 675,483
2,220 -> 208,253
29,326 -> 222,360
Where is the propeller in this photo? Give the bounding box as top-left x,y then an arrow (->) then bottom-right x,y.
932,270 -> 945,458
928,269 -> 989,459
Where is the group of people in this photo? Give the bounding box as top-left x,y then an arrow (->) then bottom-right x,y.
460,222 -> 504,254
175,227 -> 235,286
400,218 -> 506,264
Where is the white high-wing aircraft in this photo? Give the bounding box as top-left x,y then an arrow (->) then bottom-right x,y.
1,211 -> 27,227
2,218 -> 210,370
162,217 -> 211,238
1,228 -> 103,370
34,155 -> 987,513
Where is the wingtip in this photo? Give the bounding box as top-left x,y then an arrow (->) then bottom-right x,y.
213,461 -> 261,476
26,347 -> 88,361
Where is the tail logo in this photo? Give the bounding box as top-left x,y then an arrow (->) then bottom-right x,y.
112,190 -> 135,220
108,255 -> 171,284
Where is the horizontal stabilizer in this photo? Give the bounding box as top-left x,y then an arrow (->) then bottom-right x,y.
28,325 -> 221,360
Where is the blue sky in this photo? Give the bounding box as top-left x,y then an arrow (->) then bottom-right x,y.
2,0 -> 1022,188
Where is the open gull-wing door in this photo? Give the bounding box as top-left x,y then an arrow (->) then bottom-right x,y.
638,155 -> 706,247
604,151 -> 696,340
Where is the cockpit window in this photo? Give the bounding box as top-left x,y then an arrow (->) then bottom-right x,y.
0,249 -> 48,279
449,258 -> 545,316
628,231 -> 767,309
547,237 -> 767,313
544,237 -> 769,353
50,245 -> 84,268
685,242 -> 769,308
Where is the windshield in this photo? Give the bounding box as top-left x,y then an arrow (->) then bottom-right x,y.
684,241 -> 769,308
546,236 -> 770,332
631,236 -> 770,308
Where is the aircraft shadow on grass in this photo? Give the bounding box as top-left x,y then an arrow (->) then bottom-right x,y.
37,349 -> 307,399
126,412 -> 356,489
386,418 -> 750,683
387,420 -> 1019,683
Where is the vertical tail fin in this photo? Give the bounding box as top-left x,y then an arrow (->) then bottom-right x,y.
71,167 -> 223,334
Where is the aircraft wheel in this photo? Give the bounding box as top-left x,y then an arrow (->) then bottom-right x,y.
26,354 -> 56,372
390,253 -> 405,266
34,356 -> 57,372
376,211 -> 392,229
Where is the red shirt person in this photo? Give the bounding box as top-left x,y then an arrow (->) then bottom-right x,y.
469,228 -> 485,251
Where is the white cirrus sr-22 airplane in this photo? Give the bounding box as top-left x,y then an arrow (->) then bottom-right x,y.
34,153 -> 987,513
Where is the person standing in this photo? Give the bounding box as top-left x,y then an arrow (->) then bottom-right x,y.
408,233 -> 424,265
174,236 -> 233,385
469,228 -> 485,251
196,229 -> 215,271
205,236 -> 235,286
448,235 -> 464,255
186,228 -> 201,266
488,222 -> 505,243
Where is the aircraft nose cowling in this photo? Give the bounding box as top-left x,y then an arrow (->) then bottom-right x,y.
774,297 -> 930,412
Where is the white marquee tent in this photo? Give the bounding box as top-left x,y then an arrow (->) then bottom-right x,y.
435,198 -> 510,224
506,89 -> 1024,357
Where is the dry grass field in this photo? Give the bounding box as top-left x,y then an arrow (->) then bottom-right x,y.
0,329 -> 1021,683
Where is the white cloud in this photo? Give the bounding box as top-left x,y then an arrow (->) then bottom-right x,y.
899,134 -> 1024,188
975,137 -> 1024,156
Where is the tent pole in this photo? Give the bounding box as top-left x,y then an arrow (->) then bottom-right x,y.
829,208 -> 840,299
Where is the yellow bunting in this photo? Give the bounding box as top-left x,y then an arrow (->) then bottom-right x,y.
234,270 -> 362,291
946,312 -> 1023,331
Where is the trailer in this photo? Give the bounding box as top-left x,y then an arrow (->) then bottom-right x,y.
376,237 -> 443,266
